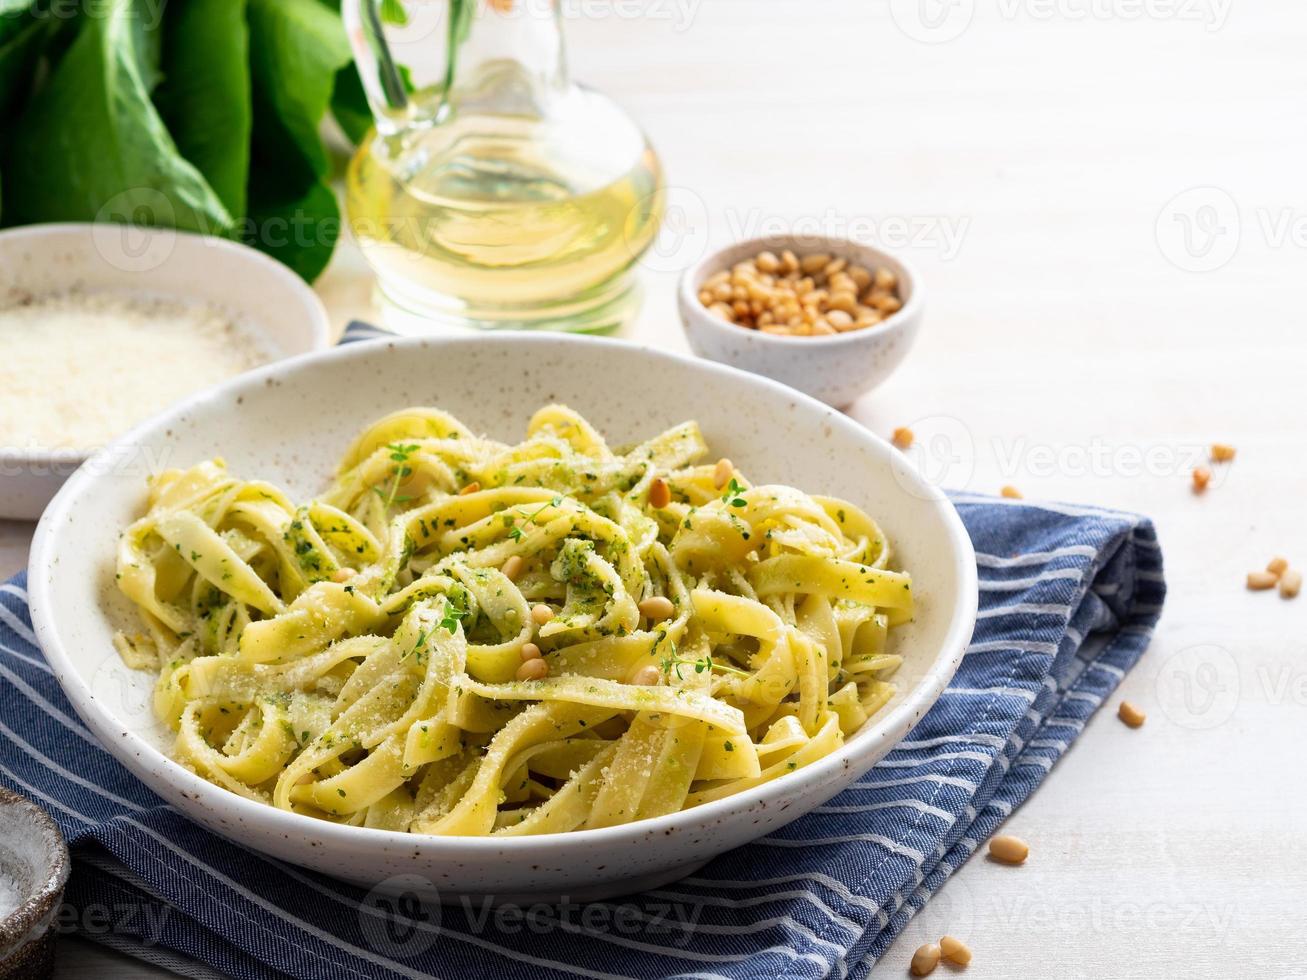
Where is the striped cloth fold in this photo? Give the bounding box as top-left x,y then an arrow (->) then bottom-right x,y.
0,327 -> 1166,980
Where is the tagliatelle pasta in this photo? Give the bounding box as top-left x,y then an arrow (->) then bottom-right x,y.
113,405 -> 912,835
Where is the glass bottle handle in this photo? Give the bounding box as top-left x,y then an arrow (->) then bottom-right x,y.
341,0 -> 413,137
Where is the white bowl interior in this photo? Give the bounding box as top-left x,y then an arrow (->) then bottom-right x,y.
0,224 -> 328,368
31,334 -> 975,898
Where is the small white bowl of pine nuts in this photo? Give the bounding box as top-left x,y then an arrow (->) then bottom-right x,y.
678,235 -> 923,407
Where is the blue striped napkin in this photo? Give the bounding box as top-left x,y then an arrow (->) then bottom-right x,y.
0,325 -> 1166,979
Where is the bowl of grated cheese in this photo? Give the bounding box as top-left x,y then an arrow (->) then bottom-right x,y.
0,224 -> 331,520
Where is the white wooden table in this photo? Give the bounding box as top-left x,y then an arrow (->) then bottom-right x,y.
13,1 -> 1305,976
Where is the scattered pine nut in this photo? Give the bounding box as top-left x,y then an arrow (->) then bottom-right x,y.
1000,485 -> 1023,499
909,943 -> 941,977
939,935 -> 972,967
531,603 -> 555,625
713,458 -> 734,489
1247,570 -> 1278,591
649,477 -> 671,509
520,642 -> 543,662
1210,443 -> 1236,463
501,555 -> 526,582
1267,556 -> 1289,578
1118,701 -> 1146,728
1191,466 -> 1211,493
1280,569 -> 1302,599
630,665 -> 662,686
515,658 -> 549,682
891,427 -> 914,450
331,568 -> 354,583
459,481 -> 481,495
988,834 -> 1029,865
638,596 -> 677,621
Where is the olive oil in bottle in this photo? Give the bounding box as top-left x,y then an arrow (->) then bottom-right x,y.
343,1 -> 665,332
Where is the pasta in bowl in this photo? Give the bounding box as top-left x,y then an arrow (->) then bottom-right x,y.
30,332 -> 975,899
114,405 -> 913,835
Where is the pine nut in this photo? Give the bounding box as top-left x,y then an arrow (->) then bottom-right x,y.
870,291 -> 902,314
1001,485 -> 1023,499
780,249 -> 799,273
520,642 -> 543,662
1118,700 -> 1146,728
1192,466 -> 1212,493
988,834 -> 1029,865
630,665 -> 662,686
501,555 -> 526,581
826,309 -> 854,330
828,291 -> 859,314
709,302 -> 736,322
515,658 -> 549,681
939,936 -> 971,966
874,267 -> 898,291
713,458 -> 733,489
459,481 -> 481,495
1211,443 -> 1236,462
1267,556 -> 1289,577
799,253 -> 831,275
910,943 -> 941,976
331,568 -> 354,583
638,596 -> 677,621
1247,570 -> 1278,591
649,477 -> 671,509
755,250 -> 780,273
531,603 -> 555,625
1280,569 -> 1303,599
891,427 -> 914,450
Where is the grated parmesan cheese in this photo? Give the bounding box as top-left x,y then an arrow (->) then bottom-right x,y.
0,291 -> 274,452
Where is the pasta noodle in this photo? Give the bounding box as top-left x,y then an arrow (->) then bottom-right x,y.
113,406 -> 912,835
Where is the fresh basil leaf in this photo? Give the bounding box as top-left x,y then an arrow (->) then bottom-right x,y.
244,0 -> 351,279
244,168 -> 340,284
330,64 -> 373,145
1,0 -> 232,234
125,0 -> 163,93
0,1 -> 51,120
247,0 -> 350,180
154,0 -> 251,217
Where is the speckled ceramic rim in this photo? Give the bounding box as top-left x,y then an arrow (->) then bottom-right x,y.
677,233 -> 924,346
0,787 -> 70,956
0,222 -> 333,471
30,332 -> 977,861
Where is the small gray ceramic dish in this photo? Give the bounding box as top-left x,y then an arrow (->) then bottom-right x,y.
678,234 -> 924,407
0,788 -> 70,980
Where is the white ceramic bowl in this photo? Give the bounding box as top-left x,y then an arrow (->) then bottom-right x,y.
679,234 -> 924,408
0,223 -> 331,521
29,333 -> 977,902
